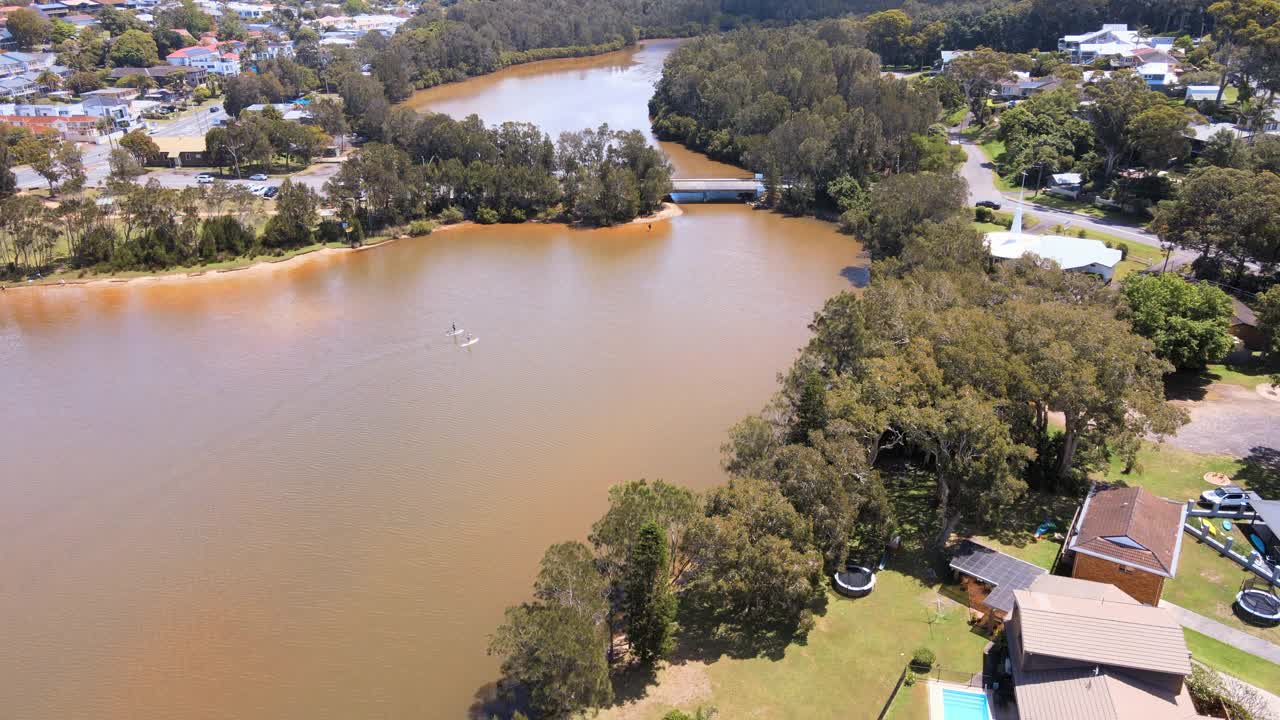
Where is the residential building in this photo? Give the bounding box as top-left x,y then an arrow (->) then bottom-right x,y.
243,100 -> 310,121
166,45 -> 240,75
109,64 -> 208,88
984,206 -> 1123,281
996,73 -> 1063,99
0,52 -> 59,77
0,112 -> 107,141
1184,84 -> 1220,103
1061,482 -> 1186,606
1136,61 -> 1178,88
313,13 -> 407,35
259,40 -> 294,60
225,1 -> 272,19
0,75 -> 38,97
31,1 -> 70,17
1045,172 -> 1084,199
63,13 -> 99,28
1006,574 -> 1208,720
1058,24 -> 1175,66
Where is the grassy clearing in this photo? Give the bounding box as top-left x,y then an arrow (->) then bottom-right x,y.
1187,627 -> 1280,693
1202,361 -> 1274,391
883,680 -> 929,720
978,139 -> 1006,166
1022,192 -> 1108,217
944,106 -> 968,127
1092,444 -> 1280,645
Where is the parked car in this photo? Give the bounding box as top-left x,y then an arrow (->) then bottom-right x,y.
976,200 -> 1001,210
248,185 -> 266,195
195,174 -> 215,184
210,107 -> 219,113
1200,486 -> 1252,509
249,173 -> 268,181
263,186 -> 279,199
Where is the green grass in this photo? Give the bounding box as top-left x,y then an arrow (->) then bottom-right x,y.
1202,360 -> 1274,391
1093,444 -> 1280,645
944,106 -> 968,127
978,139 -> 1006,166
973,221 -> 1007,234
1021,192 -> 1108,218
1187,627 -> 1280,693
883,680 -> 929,720
973,534 -> 1063,571
599,576 -> 992,720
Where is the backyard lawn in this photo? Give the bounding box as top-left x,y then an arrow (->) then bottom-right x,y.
596,573 -> 992,720
1202,360 -> 1275,391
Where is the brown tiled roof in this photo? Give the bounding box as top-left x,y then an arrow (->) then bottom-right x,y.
1067,483 -> 1186,578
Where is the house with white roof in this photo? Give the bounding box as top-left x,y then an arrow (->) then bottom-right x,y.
166,45 -> 240,75
1058,24 -> 1173,66
225,1 -> 272,19
1136,62 -> 1178,89
1184,85 -> 1220,103
984,204 -> 1123,281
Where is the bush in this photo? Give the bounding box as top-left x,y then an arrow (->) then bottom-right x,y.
407,219 -> 436,236
975,206 -> 994,223
910,646 -> 936,670
1116,242 -> 1129,260
438,206 -> 464,224
475,207 -> 499,224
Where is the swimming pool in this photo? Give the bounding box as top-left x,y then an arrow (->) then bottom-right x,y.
941,688 -> 990,720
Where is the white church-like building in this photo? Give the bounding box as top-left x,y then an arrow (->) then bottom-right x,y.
984,204 -> 1124,281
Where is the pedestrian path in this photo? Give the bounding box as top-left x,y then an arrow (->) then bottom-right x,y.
1162,600 -> 1280,664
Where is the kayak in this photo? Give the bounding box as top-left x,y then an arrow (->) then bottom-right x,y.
446,328 -> 464,336
460,337 -> 479,347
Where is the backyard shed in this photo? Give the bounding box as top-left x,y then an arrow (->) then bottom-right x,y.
949,539 -> 1046,628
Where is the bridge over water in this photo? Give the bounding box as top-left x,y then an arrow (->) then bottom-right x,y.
669,177 -> 765,203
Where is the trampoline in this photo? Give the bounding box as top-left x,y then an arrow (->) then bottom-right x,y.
833,563 -> 876,598
1236,579 -> 1280,626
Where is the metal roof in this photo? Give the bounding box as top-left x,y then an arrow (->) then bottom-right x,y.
1013,587 -> 1192,676
1014,666 -> 1206,720
949,539 -> 1047,614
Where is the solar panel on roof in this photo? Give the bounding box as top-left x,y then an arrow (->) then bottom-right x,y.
949,540 -> 1047,612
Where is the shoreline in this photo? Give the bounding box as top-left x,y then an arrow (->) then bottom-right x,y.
0,203 -> 685,293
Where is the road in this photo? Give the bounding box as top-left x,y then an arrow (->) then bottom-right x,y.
957,134 -> 1171,248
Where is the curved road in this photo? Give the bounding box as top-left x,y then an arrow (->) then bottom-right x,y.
955,128 -> 1199,268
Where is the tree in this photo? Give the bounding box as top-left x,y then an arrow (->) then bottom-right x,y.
7,8 -> 51,50
119,129 -> 159,166
789,371 -> 829,444
1201,128 -> 1250,167
65,70 -> 103,94
1127,104 -> 1191,171
108,146 -> 145,181
157,0 -> 213,35
1258,285 -> 1280,367
947,48 -> 1017,126
864,10 -> 912,67
1084,73 -> 1161,180
488,542 -> 612,718
589,479 -> 700,588
862,171 -> 968,258
261,179 -> 317,249
0,142 -> 16,200
1153,166 -> 1280,278
622,522 -> 677,664
1121,273 -> 1235,370
109,28 -> 160,67
206,121 -> 270,178
686,477 -> 823,632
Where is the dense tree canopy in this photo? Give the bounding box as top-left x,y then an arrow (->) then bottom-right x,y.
1121,273 -> 1235,370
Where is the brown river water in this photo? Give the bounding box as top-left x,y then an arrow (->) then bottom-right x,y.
0,40 -> 864,719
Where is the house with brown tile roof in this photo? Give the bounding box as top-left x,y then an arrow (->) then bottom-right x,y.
1062,482 -> 1187,606
1006,575 -> 1208,720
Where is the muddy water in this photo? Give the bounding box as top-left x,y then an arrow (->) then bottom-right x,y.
0,41 -> 863,719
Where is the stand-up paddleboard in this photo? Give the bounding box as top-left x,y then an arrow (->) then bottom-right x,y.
460,337 -> 479,347
446,328 -> 464,336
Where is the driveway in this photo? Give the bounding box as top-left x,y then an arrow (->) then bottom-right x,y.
1166,382 -> 1280,458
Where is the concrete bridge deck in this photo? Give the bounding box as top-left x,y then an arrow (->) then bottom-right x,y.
669,177 -> 765,203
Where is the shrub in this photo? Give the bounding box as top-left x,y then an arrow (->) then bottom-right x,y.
407,219 -> 436,236
438,206 -> 464,224
975,206 -> 994,223
903,672 -> 916,686
1116,242 -> 1129,260
475,207 -> 499,225
911,646 -> 936,670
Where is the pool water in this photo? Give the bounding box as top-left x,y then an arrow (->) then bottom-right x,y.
942,688 -> 990,720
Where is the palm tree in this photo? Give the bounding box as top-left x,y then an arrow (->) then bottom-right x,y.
35,70 -> 61,92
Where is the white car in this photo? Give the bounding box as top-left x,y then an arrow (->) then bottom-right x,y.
195,174 -> 214,184
1200,486 -> 1251,509
249,185 -> 267,196
249,173 -> 268,181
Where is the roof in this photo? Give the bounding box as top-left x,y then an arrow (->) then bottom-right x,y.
949,539 -> 1047,614
1026,574 -> 1135,603
150,134 -> 205,154
1067,483 -> 1186,578
1185,85 -> 1219,100
985,231 -> 1123,271
1014,666 -> 1207,720
1249,498 -> 1280,530
1013,584 -> 1192,675
1187,122 -> 1252,142
0,113 -> 97,123
109,65 -> 204,78
1230,297 -> 1257,327
1050,172 -> 1083,185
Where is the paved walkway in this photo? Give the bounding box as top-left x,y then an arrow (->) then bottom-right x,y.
1161,600 -> 1280,664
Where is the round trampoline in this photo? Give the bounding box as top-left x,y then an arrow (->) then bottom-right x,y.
833,564 -> 876,598
1236,584 -> 1280,626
